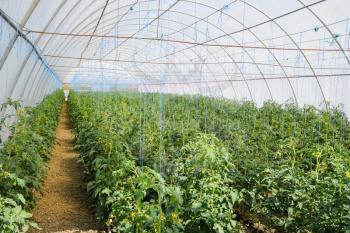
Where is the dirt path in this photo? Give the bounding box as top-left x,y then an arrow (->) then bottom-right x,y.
30,103 -> 100,233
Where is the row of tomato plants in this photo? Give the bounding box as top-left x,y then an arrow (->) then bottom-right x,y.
0,90 -> 64,232
69,91 -> 350,233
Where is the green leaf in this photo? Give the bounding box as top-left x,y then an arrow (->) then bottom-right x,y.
16,194 -> 26,205
213,223 -> 225,233
191,201 -> 202,210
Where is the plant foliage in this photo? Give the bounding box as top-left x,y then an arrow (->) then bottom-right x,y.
69,91 -> 350,233
0,90 -> 63,232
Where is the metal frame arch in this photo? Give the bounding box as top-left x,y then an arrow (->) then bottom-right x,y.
151,33 -> 225,99
177,0 -> 297,104
141,0 -> 326,106
38,0 -> 86,53
43,14 -> 251,100
14,53 -> 41,100
241,0 -> 328,108
0,0 -> 39,70
139,1 -> 329,105
48,22 -> 232,100
20,57 -> 43,101
42,0 -> 157,61
91,7 -> 262,100
33,69 -> 52,104
22,0 -> 240,99
42,15 -> 238,99
45,0 -> 103,55
21,0 -> 241,100
76,59 -> 145,86
116,30 -> 226,99
26,62 -> 47,106
131,1 -> 296,103
8,0 -> 68,100
297,0 -> 350,65
4,0 -> 346,108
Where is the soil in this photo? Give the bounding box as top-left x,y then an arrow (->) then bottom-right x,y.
29,103 -> 101,233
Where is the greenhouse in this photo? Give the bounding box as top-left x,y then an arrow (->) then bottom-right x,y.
0,0 -> 350,232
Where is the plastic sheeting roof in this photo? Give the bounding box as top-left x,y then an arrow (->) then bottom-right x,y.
0,0 -> 350,112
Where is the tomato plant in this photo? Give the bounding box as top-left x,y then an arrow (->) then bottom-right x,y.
0,90 -> 63,232
69,91 -> 350,233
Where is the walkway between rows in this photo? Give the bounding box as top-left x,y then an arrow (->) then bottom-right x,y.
30,103 -> 100,233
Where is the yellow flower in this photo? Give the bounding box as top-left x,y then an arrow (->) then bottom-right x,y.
171,212 -> 181,223
131,211 -> 136,219
107,218 -> 113,226
312,151 -> 322,158
171,213 -> 178,219
1,171 -> 9,178
346,171 -> 350,179
122,218 -> 129,224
